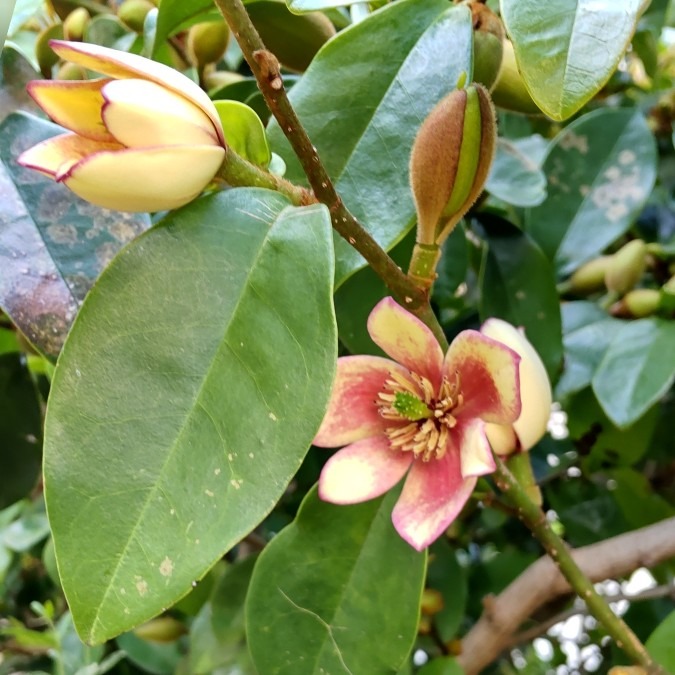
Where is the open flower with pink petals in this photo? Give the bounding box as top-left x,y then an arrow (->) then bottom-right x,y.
314,297 -> 523,551
18,40 -> 226,212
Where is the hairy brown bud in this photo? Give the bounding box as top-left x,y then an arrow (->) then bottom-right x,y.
409,83 -> 496,245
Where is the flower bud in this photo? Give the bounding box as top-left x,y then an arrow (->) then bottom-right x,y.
36,24 -> 64,78
118,0 -> 155,33
133,616 -> 186,643
568,256 -> 611,294
604,239 -> 647,295
63,8 -> 90,41
187,21 -> 230,68
490,39 -> 541,115
623,288 -> 661,318
410,82 -> 496,245
420,588 -> 444,616
55,61 -> 87,80
470,2 -> 504,90
480,319 -> 551,455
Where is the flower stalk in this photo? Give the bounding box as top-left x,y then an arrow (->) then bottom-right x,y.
493,455 -> 663,673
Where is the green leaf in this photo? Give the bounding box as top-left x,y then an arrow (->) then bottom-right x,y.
646,609 -> 675,669
426,540 -> 467,642
116,632 -> 181,675
500,0 -> 643,120
151,0 -> 216,58
478,215 -> 562,383
246,487 -> 426,675
486,138 -> 547,208
609,468 -> 675,529
287,0 -> 352,13
0,354 -> 42,509
526,109 -> 657,275
0,113 -> 150,358
592,319 -> 675,428
0,46 -> 40,123
213,100 -> 271,167
44,189 -> 337,643
268,0 -> 473,285
418,657 -> 464,675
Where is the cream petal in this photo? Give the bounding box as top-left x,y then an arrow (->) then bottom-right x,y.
484,422 -> 518,456
367,297 -> 444,390
49,40 -> 225,145
314,355 -> 410,448
60,145 -> 225,212
457,418 -> 495,478
444,330 -> 521,425
101,79 -> 219,147
318,436 -> 412,505
392,451 -> 476,551
17,133 -> 123,178
480,319 -> 552,451
27,79 -> 116,142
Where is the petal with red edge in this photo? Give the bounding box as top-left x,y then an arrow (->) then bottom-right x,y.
367,297 -> 444,390
17,133 -> 123,178
102,79 -> 219,147
318,436 -> 412,505
392,450 -> 476,550
481,319 -> 552,451
313,355 -> 410,447
457,418 -> 495,478
27,79 -> 115,142
59,145 -> 225,212
444,330 -> 521,425
49,40 -> 224,145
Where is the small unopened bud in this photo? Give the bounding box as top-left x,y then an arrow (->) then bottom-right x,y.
187,21 -> 230,68
470,2 -> 505,90
36,24 -> 64,78
568,256 -> 611,294
491,39 -> 541,115
133,616 -> 186,643
622,288 -> 661,318
410,82 -> 496,245
118,0 -> 154,32
63,8 -> 90,41
55,62 -> 87,80
420,589 -> 444,616
605,239 -> 647,295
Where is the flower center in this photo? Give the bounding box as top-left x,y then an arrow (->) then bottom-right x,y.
377,370 -> 463,462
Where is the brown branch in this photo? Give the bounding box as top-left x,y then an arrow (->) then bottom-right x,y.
509,583 -> 675,650
457,516 -> 675,674
211,0 -> 447,342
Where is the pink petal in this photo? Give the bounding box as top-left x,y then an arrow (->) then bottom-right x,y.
314,355 -> 409,447
49,40 -> 224,145
17,133 -> 123,178
27,79 -> 116,142
457,418 -> 495,478
318,436 -> 412,504
444,330 -> 521,425
367,297 -> 444,390
392,451 -> 476,550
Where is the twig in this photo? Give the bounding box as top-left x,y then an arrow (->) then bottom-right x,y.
509,583 -> 675,649
211,0 -> 447,344
478,456 -> 667,674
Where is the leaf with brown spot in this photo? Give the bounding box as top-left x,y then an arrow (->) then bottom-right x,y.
0,112 -> 150,358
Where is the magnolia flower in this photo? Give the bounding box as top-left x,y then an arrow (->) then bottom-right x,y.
481,319 -> 552,455
18,40 -> 226,212
313,297 -> 523,551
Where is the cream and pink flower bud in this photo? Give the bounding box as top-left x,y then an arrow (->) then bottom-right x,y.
18,40 -> 226,212
313,297 -> 522,551
480,319 -> 552,455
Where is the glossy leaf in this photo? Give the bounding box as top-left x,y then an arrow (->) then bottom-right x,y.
151,0 -> 216,58
213,100 -> 271,167
500,0 -> 642,120
0,46 -> 40,123
246,487 -> 426,675
287,0 -> 352,13
418,657 -> 464,675
0,354 -> 42,509
646,609 -> 675,669
478,215 -> 562,382
486,138 -> 546,207
44,189 -> 337,643
592,318 -> 675,428
268,0 -> 473,284
0,113 -> 150,357
526,109 -> 657,275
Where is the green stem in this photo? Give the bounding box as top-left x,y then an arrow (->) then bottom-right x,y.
493,455 -> 663,674
212,0 -> 444,331
215,147 -> 314,206
408,242 -> 441,290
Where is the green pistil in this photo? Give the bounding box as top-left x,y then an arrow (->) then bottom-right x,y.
393,392 -> 432,421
